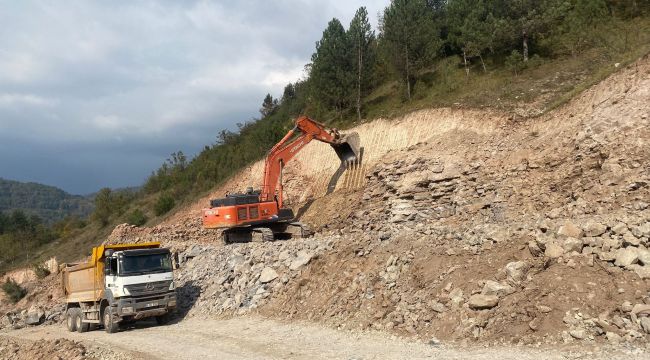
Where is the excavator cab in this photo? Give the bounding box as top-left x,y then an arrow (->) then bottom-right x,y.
331,132 -> 361,163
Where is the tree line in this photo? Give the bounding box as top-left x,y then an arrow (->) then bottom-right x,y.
0,210 -> 82,271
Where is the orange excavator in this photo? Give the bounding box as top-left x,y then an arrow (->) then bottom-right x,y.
202,116 -> 360,243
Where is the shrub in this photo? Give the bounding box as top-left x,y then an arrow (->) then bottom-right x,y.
154,194 -> 175,216
1,278 -> 26,303
505,50 -> 525,76
126,209 -> 148,226
32,263 -> 51,279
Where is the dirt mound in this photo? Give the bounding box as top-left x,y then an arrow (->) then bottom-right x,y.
0,337 -> 92,360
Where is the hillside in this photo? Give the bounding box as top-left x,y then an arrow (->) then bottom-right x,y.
95,55 -> 648,347
0,178 -> 93,223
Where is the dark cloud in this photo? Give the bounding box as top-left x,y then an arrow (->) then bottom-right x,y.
0,0 -> 388,194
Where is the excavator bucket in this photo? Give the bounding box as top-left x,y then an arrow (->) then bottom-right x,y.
332,132 -> 360,163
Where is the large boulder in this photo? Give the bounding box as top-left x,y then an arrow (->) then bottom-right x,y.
562,237 -> 583,253
24,306 -> 44,326
632,223 -> 650,238
289,251 -> 314,271
614,247 -> 638,267
558,221 -> 583,238
468,294 -> 499,310
544,242 -> 565,258
582,222 -> 608,237
505,261 -> 529,284
481,280 -> 515,298
259,267 -> 279,283
638,249 -> 650,265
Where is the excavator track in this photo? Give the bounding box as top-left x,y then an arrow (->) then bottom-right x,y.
286,222 -> 312,238
251,227 -> 275,242
222,227 -> 275,244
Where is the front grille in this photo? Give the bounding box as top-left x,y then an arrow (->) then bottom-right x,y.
134,295 -> 166,303
125,280 -> 171,296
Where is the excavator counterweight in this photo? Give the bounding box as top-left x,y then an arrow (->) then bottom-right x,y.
202,116 -> 360,243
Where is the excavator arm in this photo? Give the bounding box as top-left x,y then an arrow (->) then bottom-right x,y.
260,116 -> 359,207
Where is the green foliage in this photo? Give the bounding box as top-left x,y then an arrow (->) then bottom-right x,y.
0,210 -> 57,270
0,178 -> 93,224
154,194 -> 175,216
1,278 -> 26,303
260,94 -> 278,117
51,215 -> 87,238
126,208 -> 148,226
348,7 -> 376,120
505,50 -> 525,75
380,0 -> 442,100
310,18 -> 354,117
91,188 -> 134,226
32,263 -> 51,279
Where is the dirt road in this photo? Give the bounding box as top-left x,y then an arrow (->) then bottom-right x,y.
2,316 -> 647,360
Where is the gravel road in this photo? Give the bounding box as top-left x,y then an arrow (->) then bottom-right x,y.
2,316 -> 648,360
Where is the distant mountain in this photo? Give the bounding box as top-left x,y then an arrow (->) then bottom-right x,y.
0,178 -> 94,223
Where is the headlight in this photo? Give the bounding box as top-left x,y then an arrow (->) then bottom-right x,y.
122,306 -> 134,314
123,287 -> 131,296
169,281 -> 175,291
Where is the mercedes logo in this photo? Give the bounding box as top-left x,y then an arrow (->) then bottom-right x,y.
145,283 -> 155,291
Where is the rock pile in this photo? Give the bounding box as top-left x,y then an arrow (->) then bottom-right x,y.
174,237 -> 333,318
1,304 -> 64,329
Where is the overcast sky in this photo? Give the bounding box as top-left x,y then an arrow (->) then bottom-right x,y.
0,0 -> 388,194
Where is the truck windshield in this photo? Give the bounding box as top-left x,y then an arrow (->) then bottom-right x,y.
119,253 -> 172,276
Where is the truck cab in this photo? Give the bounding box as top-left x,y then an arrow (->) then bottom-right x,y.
62,242 -> 177,334
104,247 -> 177,323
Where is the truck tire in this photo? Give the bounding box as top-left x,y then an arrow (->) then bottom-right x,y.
76,311 -> 90,333
103,307 -> 119,334
66,308 -> 78,332
155,313 -> 171,325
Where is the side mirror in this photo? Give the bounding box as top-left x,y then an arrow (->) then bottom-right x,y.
105,258 -> 117,276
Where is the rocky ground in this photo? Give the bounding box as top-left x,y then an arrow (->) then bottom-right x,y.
0,55 -> 648,356
0,337 -> 92,360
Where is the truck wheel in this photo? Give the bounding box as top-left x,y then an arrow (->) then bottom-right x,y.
155,313 -> 171,325
76,311 -> 90,333
66,308 -> 78,332
103,307 -> 119,334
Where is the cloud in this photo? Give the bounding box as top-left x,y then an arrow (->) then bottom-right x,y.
0,93 -> 57,108
0,0 -> 389,194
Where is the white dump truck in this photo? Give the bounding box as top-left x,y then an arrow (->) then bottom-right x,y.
61,242 -> 177,333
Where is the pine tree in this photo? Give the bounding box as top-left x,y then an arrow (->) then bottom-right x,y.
348,7 -> 375,121
380,0 -> 441,100
310,18 -> 354,116
260,93 -> 278,117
